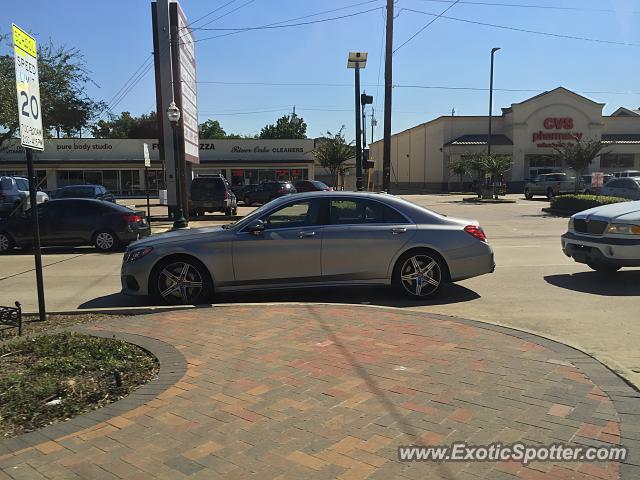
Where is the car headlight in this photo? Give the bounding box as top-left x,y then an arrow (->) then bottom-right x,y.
568,217 -> 574,231
606,223 -> 640,235
126,246 -> 153,262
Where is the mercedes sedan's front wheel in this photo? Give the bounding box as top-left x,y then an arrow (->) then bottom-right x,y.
151,256 -> 212,305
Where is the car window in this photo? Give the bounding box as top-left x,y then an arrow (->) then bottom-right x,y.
15,178 -> 29,191
262,201 -> 316,230
363,200 -> 409,224
331,200 -> 364,224
0,178 -> 11,191
607,179 -> 623,188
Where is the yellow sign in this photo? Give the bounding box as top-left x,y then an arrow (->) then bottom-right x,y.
12,24 -> 36,58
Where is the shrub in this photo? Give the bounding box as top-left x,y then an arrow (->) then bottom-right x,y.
550,194 -> 630,213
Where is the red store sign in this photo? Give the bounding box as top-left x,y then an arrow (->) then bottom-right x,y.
532,117 -> 583,147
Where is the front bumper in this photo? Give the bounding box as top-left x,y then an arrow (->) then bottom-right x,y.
561,232 -> 640,267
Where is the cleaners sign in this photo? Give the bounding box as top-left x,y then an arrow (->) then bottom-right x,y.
12,24 -> 44,151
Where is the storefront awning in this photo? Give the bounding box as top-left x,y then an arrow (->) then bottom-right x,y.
444,134 -> 513,147
602,134 -> 640,144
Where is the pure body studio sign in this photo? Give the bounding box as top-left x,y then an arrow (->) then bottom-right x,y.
532,117 -> 583,148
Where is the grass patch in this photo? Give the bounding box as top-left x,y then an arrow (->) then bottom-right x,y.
0,332 -> 158,438
0,313 -> 128,342
550,194 -> 630,213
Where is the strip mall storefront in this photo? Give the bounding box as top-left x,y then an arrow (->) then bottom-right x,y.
369,87 -> 640,192
0,138 -> 315,195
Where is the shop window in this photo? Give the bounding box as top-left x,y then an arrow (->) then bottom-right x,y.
231,169 -> 245,187
601,154 -> 634,169
102,171 -> 119,193
84,171 -> 103,186
259,169 -> 276,182
276,169 -> 289,181
120,170 -> 141,195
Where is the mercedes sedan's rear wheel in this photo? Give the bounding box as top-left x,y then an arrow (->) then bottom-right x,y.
394,250 -> 446,298
153,257 -> 212,305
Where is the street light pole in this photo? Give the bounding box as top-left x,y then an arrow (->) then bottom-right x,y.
354,63 -> 363,191
167,101 -> 188,229
487,47 -> 500,156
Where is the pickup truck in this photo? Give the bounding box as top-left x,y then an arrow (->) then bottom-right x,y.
524,173 -> 576,200
562,200 -> 640,272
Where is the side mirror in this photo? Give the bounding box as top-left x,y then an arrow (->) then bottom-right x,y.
247,219 -> 265,236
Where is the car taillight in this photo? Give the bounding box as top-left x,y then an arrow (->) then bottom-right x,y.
278,189 -> 286,193
123,214 -> 142,223
224,190 -> 229,200
464,225 -> 487,242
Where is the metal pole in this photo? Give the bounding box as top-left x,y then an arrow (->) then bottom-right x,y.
362,105 -> 367,149
171,122 -> 188,229
488,47 -> 500,156
355,64 -> 363,191
26,149 -> 46,321
382,0 -> 394,193
145,166 -> 151,221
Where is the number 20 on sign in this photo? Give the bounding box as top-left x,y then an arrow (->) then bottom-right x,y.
12,24 -> 44,151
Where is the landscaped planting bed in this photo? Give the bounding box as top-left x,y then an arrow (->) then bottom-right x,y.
0,331 -> 158,437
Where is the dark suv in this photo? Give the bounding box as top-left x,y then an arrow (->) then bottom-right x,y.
189,175 -> 237,216
52,185 -> 115,202
293,180 -> 332,192
242,181 -> 297,206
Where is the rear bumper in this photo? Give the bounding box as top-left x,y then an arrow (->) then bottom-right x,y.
447,242 -> 495,281
561,232 -> 640,267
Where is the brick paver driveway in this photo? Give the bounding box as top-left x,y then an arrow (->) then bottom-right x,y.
1,305 -> 639,480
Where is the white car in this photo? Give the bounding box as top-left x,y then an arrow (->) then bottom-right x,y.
562,201 -> 640,272
601,177 -> 640,200
13,176 -> 49,208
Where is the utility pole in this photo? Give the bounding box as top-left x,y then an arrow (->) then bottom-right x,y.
355,63 -> 363,191
382,0 -> 394,193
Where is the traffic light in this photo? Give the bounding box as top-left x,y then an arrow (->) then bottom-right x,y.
361,93 -> 373,106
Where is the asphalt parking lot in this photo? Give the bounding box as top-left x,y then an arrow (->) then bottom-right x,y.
1,194 -> 639,388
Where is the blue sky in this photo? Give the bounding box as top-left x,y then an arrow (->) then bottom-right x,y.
4,0 -> 640,142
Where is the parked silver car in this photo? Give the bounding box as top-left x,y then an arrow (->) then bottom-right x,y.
601,177 -> 640,200
121,192 -> 495,304
524,173 -> 576,200
562,200 -> 640,272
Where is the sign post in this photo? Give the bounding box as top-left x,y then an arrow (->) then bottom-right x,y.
12,24 -> 46,321
143,142 -> 151,221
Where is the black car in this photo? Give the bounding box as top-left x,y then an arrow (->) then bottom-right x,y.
231,183 -> 258,200
52,185 -> 115,202
293,180 -> 332,192
0,199 -> 150,253
243,181 -> 297,206
189,175 -> 238,217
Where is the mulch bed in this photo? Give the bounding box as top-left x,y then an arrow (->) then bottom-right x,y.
0,329 -> 158,438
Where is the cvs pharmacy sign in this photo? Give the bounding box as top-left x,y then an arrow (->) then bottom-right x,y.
543,117 -> 574,130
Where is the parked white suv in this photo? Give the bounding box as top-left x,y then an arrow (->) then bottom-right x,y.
562,201 -> 640,272
13,177 -> 49,208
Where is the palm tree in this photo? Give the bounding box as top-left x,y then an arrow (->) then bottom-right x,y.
481,154 -> 513,198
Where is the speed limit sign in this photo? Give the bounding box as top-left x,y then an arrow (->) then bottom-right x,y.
12,24 -> 44,151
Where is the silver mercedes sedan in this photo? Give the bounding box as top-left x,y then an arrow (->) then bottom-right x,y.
121,192 -> 495,304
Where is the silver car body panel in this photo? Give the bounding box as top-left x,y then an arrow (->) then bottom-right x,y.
121,192 -> 494,297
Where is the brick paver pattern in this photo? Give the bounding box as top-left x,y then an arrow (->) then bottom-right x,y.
0,305 -> 632,479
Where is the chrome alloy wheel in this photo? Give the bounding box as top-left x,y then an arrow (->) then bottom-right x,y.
0,233 -> 10,252
95,232 -> 115,250
157,261 -> 204,304
400,255 -> 442,297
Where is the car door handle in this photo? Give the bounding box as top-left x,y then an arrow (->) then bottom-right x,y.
391,227 -> 407,235
298,231 -> 315,238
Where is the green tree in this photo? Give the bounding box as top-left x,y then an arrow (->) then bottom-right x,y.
449,157 -> 471,191
313,127 -> 354,188
199,119 -> 226,139
0,35 -> 105,148
481,153 -> 513,198
259,114 -> 307,139
551,137 -> 608,192
91,111 -> 158,139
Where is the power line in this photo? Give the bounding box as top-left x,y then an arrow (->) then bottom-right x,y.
394,0 -> 461,53
401,7 -> 640,47
187,7 -> 384,36
194,80 -> 640,95
193,0 -> 259,30
185,0 -> 241,27
412,0 -> 640,15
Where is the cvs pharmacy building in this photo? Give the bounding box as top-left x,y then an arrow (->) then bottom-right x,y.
369,87 -> 640,192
